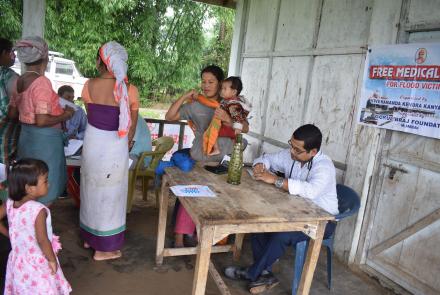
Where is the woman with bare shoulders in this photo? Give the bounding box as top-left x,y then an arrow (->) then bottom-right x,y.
80,41 -> 139,261
9,36 -> 75,206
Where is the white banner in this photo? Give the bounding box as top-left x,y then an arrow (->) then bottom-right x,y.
357,43 -> 440,139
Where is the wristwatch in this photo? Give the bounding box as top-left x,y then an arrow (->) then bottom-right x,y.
274,177 -> 284,188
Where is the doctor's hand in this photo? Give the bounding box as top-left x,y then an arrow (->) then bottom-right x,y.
254,170 -> 277,184
252,163 -> 265,174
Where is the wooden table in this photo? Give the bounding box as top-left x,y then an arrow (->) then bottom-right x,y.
155,165 -> 334,295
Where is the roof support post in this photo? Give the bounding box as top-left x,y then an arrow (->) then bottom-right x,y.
22,0 -> 46,37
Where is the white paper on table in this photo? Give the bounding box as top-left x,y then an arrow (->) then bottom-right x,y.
59,97 -> 79,110
64,139 -> 83,156
170,185 -> 217,198
0,163 -> 6,183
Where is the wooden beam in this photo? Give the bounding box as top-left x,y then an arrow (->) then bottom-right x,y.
242,47 -> 367,58
163,245 -> 233,257
209,261 -> 232,295
192,0 -> 236,9
370,208 -> 440,256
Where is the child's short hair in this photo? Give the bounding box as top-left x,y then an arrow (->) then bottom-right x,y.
58,85 -> 74,97
224,76 -> 243,95
8,159 -> 49,201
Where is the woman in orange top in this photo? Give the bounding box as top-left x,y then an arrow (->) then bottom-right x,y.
10,36 -> 75,205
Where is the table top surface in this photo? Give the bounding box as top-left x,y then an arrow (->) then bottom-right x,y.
165,165 -> 334,226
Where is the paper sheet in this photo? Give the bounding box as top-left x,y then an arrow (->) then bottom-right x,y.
64,139 -> 83,156
59,97 -> 79,110
170,185 -> 216,198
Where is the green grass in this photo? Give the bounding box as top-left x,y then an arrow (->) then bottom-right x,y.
139,108 -> 164,119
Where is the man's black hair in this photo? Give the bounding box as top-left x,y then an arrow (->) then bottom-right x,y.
58,85 -> 74,97
0,38 -> 13,54
224,76 -> 243,95
201,65 -> 225,82
292,124 -> 322,152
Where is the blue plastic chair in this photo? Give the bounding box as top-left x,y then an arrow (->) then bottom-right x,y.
291,184 -> 361,294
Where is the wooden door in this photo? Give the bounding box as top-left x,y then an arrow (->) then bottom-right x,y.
363,2 -> 440,294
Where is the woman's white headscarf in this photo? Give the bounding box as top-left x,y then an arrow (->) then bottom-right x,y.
99,41 -> 131,138
15,36 -> 48,64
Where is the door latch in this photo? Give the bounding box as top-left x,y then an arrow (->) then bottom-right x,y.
383,163 -> 408,180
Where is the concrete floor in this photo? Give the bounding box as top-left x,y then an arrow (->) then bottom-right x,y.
1,191 -> 397,295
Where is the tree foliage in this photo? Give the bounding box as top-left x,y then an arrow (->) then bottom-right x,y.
1,0 -> 235,105
0,0 -> 22,40
202,6 -> 235,74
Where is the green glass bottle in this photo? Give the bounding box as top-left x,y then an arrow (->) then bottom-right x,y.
227,133 -> 243,185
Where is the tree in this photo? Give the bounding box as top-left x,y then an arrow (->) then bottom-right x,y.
44,0 -> 210,104
202,6 -> 235,74
0,0 -> 22,41
2,0 -> 235,106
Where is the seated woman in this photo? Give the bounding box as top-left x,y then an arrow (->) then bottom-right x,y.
165,65 -> 249,247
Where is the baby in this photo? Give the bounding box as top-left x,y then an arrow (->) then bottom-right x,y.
209,76 -> 252,156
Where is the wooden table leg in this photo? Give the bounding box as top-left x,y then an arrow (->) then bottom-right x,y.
192,225 -> 215,295
155,175 -> 170,266
233,233 -> 245,261
297,221 -> 326,295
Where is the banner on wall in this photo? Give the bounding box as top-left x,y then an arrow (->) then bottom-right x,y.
357,43 -> 440,139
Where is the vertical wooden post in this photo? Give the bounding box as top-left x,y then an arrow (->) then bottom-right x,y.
155,175 -> 170,266
297,221 -> 326,295
178,123 -> 185,150
158,122 -> 164,138
22,0 -> 46,38
233,233 -> 245,261
192,225 -> 215,295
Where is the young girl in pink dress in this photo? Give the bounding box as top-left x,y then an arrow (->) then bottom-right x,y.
0,159 -> 72,295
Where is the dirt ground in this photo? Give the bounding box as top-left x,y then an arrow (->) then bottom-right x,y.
1,189 -> 397,295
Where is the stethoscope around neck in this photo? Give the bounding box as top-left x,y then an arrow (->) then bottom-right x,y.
289,157 -> 314,181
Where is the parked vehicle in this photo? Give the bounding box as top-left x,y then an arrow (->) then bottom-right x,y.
11,51 -> 87,97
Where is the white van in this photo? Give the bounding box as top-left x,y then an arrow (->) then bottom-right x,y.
11,51 -> 87,98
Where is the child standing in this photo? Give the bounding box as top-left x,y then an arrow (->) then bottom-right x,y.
206,76 -> 252,156
0,159 -> 72,295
